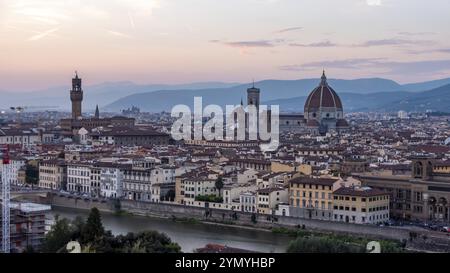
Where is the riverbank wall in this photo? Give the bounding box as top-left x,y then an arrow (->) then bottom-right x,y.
48,194 -> 115,213
46,194 -> 444,245
120,199 -> 411,241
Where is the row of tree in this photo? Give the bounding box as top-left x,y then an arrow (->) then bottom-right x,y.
41,208 -> 181,253
286,234 -> 406,253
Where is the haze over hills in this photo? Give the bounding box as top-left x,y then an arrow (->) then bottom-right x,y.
0,81 -> 241,110
104,77 -> 450,113
2,77 -> 450,113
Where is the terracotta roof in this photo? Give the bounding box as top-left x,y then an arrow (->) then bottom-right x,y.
333,187 -> 388,197
289,177 -> 338,186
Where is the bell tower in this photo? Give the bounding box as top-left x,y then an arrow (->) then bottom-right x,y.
247,81 -> 260,110
70,71 -> 83,119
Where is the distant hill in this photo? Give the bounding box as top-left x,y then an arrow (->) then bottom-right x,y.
104,78 -> 406,112
378,83 -> 450,112
3,77 -> 450,113
401,78 -> 450,92
265,91 -> 412,113
0,81 -> 241,110
266,84 -> 450,113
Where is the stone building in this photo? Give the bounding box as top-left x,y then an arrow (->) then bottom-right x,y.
355,157 -> 450,223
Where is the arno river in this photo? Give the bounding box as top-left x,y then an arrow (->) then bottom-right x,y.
49,207 -> 292,253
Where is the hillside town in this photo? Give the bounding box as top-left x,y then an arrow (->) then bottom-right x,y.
1,73 -> 450,253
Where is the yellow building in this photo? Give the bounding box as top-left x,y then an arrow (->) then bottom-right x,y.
433,161 -> 450,174
332,186 -> 390,224
288,177 -> 338,220
38,160 -> 67,190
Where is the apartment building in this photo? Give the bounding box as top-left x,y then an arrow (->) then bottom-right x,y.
288,177 -> 338,220
175,171 -> 218,205
67,163 -> 92,195
100,164 -> 126,199
123,169 -> 153,202
0,157 -> 26,186
333,186 -> 390,224
256,186 -> 288,214
240,191 -> 257,213
38,159 -> 67,190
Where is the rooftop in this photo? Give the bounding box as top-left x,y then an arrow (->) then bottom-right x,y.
10,202 -> 51,213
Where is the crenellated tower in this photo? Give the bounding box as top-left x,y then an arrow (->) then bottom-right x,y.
70,71 -> 83,119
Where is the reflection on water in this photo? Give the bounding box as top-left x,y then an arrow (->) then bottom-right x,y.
49,207 -> 291,253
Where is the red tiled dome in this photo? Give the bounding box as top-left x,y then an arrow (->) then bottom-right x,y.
304,71 -> 343,112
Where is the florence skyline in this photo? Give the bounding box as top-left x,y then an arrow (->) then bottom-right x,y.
1,0 -> 450,91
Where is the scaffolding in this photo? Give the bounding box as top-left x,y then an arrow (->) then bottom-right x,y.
1,144 -> 10,253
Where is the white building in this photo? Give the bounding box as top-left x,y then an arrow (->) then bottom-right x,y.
0,129 -> 41,146
67,163 -> 92,194
100,165 -> 124,199
123,169 -> 153,202
398,110 -> 408,119
0,157 -> 26,186
152,166 -> 176,184
223,182 -> 258,204
240,191 -> 257,213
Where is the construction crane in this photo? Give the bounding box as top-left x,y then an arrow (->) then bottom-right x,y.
1,144 -> 10,253
10,106 -> 25,125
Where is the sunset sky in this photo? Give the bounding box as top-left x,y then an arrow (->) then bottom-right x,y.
1,0 -> 450,91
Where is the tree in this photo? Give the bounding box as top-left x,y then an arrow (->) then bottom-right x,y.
42,211 -> 182,253
286,236 -> 365,253
41,216 -> 74,253
81,208 -> 105,244
215,176 -> 224,197
25,164 -> 39,187
118,231 -> 182,253
71,216 -> 86,240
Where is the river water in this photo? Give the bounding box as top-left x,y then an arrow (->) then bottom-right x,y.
49,207 -> 292,253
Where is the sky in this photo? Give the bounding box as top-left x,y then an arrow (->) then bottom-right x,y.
1,0 -> 450,91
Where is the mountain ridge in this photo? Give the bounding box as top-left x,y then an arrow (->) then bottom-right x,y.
104,78 -> 450,113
